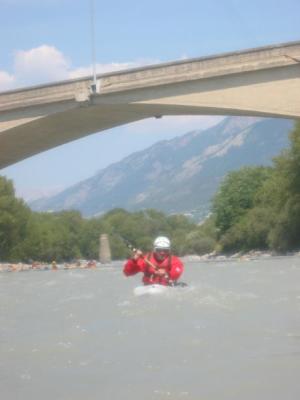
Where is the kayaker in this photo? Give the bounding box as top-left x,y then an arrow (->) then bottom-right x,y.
123,236 -> 184,286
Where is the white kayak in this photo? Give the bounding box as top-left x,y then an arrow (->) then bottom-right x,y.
133,282 -> 188,297
133,284 -> 170,297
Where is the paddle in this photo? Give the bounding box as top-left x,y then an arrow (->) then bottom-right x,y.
120,238 -> 161,272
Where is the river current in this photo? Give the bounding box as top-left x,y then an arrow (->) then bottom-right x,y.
1,256 -> 300,400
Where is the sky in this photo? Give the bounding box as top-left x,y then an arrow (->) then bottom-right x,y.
0,0 -> 299,200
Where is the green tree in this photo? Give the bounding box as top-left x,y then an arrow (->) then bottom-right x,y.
0,176 -> 32,261
257,122 -> 300,251
212,166 -> 271,236
219,206 -> 274,252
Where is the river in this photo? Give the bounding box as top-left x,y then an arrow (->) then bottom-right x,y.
1,256 -> 300,399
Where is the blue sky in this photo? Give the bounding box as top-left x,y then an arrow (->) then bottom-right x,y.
0,0 -> 300,199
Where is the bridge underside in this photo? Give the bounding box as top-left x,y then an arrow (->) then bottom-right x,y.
1,42 -> 300,169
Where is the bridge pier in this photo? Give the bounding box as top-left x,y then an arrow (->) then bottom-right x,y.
99,234 -> 112,264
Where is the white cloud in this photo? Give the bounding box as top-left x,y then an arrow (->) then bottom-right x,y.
14,45 -> 70,85
0,70 -> 15,91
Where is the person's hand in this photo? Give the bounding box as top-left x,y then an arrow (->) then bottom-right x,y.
132,249 -> 143,260
156,268 -> 168,277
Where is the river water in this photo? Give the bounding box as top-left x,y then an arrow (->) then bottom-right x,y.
1,256 -> 300,400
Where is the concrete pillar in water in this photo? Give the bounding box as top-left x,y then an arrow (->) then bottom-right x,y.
99,234 -> 111,264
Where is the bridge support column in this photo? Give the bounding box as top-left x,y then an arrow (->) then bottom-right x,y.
99,234 -> 112,264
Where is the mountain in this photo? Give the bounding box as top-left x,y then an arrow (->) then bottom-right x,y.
30,117 -> 294,220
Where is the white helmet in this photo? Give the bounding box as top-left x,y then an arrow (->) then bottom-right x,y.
153,236 -> 171,250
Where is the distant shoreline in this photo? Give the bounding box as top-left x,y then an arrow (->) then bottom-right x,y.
183,250 -> 300,263
0,260 -> 105,273
1,250 -> 300,273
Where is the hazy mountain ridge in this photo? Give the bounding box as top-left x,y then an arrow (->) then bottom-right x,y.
30,117 -> 294,219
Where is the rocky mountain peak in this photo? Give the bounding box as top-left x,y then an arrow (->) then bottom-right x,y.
30,117 -> 293,220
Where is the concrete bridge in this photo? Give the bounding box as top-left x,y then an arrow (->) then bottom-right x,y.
0,40 -> 300,169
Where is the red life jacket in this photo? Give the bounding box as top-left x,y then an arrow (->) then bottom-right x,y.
142,252 -> 172,286
123,252 -> 184,286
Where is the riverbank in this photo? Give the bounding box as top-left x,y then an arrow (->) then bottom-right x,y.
183,249 -> 300,262
1,249 -> 300,272
0,260 -> 102,272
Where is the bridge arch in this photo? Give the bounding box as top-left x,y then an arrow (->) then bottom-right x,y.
0,41 -> 300,168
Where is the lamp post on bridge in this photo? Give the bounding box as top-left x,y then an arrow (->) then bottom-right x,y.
90,0 -> 97,93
